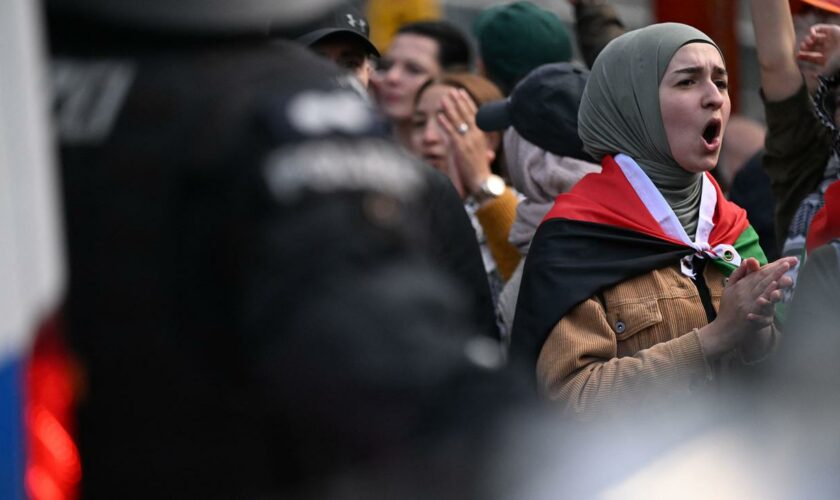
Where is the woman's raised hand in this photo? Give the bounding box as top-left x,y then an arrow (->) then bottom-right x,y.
436,88 -> 496,198
699,256 -> 798,359
797,24 -> 840,76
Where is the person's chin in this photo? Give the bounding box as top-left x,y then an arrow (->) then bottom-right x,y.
677,154 -> 718,174
378,97 -> 409,121
683,160 -> 717,174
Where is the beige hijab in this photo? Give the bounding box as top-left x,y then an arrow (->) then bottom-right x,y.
505,129 -> 601,254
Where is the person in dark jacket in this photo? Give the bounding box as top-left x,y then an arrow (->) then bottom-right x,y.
47,1 -> 509,497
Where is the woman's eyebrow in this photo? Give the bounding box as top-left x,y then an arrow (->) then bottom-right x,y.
671,66 -> 728,76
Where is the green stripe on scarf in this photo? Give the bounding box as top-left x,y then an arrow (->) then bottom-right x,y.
712,224 -> 789,323
712,225 -> 768,276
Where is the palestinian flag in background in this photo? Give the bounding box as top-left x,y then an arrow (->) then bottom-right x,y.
509,155 -> 766,368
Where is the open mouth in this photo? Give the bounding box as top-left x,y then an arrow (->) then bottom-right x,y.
702,119 -> 721,145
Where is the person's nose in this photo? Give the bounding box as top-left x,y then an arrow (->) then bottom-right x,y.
422,118 -> 441,144
383,65 -> 402,85
702,80 -> 726,110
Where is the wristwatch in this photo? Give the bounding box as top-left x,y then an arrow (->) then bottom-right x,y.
472,174 -> 506,203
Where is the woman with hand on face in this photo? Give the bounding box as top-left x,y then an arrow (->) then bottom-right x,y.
511,23 -> 798,419
410,73 -> 521,315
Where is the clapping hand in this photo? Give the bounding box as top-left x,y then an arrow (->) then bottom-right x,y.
699,256 -> 798,358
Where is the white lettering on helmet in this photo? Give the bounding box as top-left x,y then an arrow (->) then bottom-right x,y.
287,90 -> 373,136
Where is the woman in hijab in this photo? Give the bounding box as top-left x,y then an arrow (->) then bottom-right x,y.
510,23 -> 799,419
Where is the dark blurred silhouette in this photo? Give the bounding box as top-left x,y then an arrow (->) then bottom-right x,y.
729,152 -> 780,262
47,2 -> 517,498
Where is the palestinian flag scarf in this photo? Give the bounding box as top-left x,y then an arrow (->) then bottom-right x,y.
510,154 -> 766,367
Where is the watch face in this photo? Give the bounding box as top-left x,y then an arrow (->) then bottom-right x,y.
487,175 -> 506,196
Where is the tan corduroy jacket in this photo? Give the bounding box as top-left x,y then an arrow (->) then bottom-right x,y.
536,262 -> 776,420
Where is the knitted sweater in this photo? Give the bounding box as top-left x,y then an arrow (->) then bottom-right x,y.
474,187 -> 520,282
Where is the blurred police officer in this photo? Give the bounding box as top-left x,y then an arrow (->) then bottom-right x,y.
46,0 -> 509,498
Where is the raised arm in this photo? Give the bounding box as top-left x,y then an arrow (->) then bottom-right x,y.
749,0 -> 833,253
749,0 -> 803,100
570,0 -> 626,69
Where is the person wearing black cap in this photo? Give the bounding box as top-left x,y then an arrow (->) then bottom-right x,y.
296,5 -> 380,88
476,62 -> 595,164
476,62 -> 601,336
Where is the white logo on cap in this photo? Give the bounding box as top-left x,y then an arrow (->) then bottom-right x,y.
346,14 -> 366,31
288,90 -> 373,135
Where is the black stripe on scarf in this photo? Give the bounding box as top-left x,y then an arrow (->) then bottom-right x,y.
509,218 -> 694,371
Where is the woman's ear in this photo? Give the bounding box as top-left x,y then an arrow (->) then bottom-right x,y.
485,148 -> 496,165
485,131 -> 501,154
486,131 -> 500,165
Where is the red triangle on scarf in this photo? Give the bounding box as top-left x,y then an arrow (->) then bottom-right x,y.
542,155 -> 749,249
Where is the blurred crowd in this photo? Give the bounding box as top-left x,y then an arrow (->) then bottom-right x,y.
27,0 -> 840,498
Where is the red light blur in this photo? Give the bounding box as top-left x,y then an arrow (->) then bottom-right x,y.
24,313 -> 81,500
